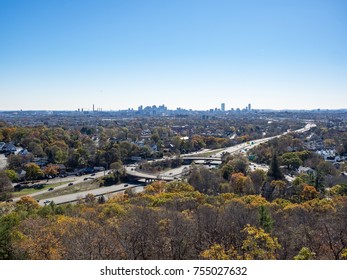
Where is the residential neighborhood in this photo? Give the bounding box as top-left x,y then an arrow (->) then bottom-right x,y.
1,0 -> 346,272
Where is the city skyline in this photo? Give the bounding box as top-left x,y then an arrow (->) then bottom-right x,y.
2,102 -> 347,113
1,0 -> 346,111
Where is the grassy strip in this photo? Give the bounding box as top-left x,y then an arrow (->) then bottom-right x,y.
12,181 -> 73,197
35,180 -> 100,200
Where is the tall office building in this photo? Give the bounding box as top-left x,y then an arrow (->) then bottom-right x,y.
221,103 -> 225,112
248,103 -> 251,111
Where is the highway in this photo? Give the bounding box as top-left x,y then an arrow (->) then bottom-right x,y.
12,122 -> 315,205
213,122 -> 316,158
32,165 -> 190,205
12,170 -> 107,203
37,182 -> 144,206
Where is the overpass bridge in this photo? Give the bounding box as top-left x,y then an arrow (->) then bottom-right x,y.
125,169 -> 175,182
180,156 -> 222,164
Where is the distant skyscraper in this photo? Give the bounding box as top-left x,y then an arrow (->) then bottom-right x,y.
248,103 -> 251,111
221,103 -> 225,111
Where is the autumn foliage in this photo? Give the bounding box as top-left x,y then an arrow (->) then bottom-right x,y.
1,181 -> 346,260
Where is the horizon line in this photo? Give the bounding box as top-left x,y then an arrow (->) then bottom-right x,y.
1,107 -> 347,112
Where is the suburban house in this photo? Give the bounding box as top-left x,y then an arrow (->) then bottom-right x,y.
1,143 -> 17,154
57,164 -> 67,174
298,166 -> 316,175
18,149 -> 29,156
94,166 -> 105,172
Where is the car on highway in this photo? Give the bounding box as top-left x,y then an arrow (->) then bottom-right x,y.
44,200 -> 51,204
68,183 -> 74,186
48,187 -> 54,191
124,184 -> 129,187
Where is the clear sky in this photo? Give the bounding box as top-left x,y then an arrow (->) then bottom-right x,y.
0,0 -> 346,111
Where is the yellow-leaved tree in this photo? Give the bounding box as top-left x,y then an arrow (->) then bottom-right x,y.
200,243 -> 238,260
241,225 -> 281,260
200,225 -> 281,260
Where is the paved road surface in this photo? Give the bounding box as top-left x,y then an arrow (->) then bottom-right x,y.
0,154 -> 7,169
13,170 -> 108,202
213,122 -> 316,158
37,182 -> 144,206
13,122 -> 315,205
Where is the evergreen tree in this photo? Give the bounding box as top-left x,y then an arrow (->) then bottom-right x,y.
267,153 -> 284,180
314,171 -> 325,193
259,205 -> 274,233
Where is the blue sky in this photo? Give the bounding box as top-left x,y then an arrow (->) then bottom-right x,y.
0,0 -> 346,110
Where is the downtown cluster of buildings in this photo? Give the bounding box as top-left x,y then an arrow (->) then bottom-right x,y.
117,103 -> 254,116
73,103 -> 254,116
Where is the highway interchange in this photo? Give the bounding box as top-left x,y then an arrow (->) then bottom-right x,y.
11,122 -> 315,205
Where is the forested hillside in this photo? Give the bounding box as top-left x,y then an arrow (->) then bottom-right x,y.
1,181 -> 346,260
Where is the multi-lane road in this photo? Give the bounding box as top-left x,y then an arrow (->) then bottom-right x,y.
12,171 -> 107,203
12,122 -> 315,205
37,181 -> 143,206
212,122 -> 316,158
